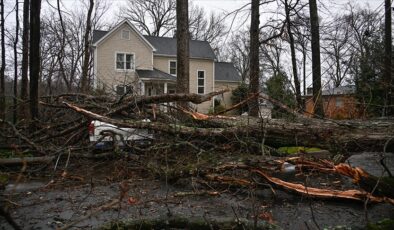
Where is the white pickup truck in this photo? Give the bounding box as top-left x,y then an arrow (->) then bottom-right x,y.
88,120 -> 153,149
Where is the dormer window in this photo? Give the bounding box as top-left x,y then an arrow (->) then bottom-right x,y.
169,60 -> 177,76
121,29 -> 130,40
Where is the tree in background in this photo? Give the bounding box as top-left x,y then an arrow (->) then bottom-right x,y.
283,0 -> 302,108
0,0 -> 5,120
248,0 -> 260,117
13,0 -> 20,123
20,0 -> 29,118
231,83 -> 249,114
80,0 -> 94,93
29,0 -> 42,119
265,72 -> 296,118
308,0 -> 324,117
176,0 -> 189,102
384,0 -> 392,116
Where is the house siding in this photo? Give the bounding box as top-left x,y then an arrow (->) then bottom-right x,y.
95,23 -> 153,91
153,56 -> 214,113
305,95 -> 361,119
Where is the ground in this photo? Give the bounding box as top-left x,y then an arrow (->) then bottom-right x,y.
1,152 -> 393,230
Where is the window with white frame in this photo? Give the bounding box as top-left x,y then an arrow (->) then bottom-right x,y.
197,70 -> 205,94
169,61 -> 177,75
116,53 -> 134,71
121,29 -> 130,40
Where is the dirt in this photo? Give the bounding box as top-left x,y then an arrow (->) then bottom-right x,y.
1,152 -> 393,230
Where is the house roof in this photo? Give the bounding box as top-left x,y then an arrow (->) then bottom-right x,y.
92,20 -> 156,51
136,68 -> 176,81
143,36 -> 216,60
92,29 -> 216,60
214,62 -> 241,82
306,85 -> 356,96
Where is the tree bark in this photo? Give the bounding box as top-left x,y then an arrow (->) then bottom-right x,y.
248,0 -> 260,117
308,0 -> 324,117
21,0 -> 29,118
80,0 -> 94,93
13,0 -> 20,123
176,0 -> 189,107
284,0 -> 302,108
384,0 -> 392,116
0,0 -> 5,120
29,0 -> 42,120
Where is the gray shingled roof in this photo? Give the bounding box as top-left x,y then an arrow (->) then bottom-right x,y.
214,62 -> 241,82
306,85 -> 356,96
137,68 -> 176,81
144,36 -> 216,60
92,30 -> 216,60
92,30 -> 108,44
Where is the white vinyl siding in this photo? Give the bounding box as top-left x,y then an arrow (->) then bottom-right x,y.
197,70 -> 205,94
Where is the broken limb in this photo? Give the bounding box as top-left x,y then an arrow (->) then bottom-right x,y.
251,168 -> 394,205
107,89 -> 229,115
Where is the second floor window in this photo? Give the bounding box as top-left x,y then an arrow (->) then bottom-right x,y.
169,61 -> 177,75
197,70 -> 205,94
116,53 -> 134,71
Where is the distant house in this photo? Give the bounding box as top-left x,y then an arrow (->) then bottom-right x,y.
304,85 -> 361,119
92,20 -> 242,113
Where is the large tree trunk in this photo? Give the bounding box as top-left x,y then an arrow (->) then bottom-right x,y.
0,0 -> 5,120
20,0 -> 29,118
13,0 -> 19,124
308,0 -> 324,117
29,0 -> 42,120
284,0 -> 302,108
80,0 -> 94,93
384,0 -> 392,116
248,0 -> 260,117
176,0 -> 190,107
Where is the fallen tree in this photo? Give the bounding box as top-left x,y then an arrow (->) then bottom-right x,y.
63,102 -> 394,152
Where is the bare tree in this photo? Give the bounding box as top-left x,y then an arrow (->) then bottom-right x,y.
121,0 -> 176,37
249,0 -> 260,117
29,0 -> 42,119
81,0 -> 94,92
0,0 -> 5,120
189,5 -> 227,56
176,0 -> 189,101
227,30 -> 250,82
13,0 -> 20,123
321,15 -> 353,87
308,0 -> 324,117
21,0 -> 29,117
284,0 -> 302,108
384,0 -> 392,115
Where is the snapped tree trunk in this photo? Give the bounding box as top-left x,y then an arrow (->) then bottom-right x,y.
309,0 -> 324,117
80,0 -> 94,93
248,0 -> 260,117
176,0 -> 190,107
21,0 -> 29,118
29,0 -> 42,119
284,0 -> 302,108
